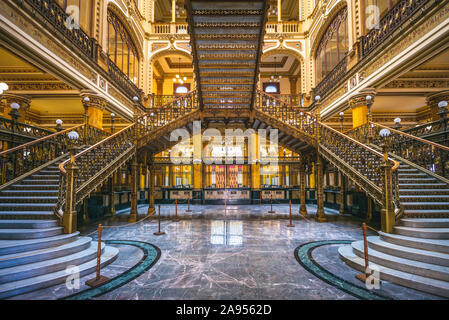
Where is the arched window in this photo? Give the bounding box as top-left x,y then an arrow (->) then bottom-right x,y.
175,86 -> 189,94
363,0 -> 400,32
107,10 -> 139,84
315,7 -> 348,84
265,85 -> 279,94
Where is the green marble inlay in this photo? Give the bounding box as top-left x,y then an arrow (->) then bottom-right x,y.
62,240 -> 160,300
294,240 -> 391,300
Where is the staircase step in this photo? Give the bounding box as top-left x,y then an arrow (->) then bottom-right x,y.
0,232 -> 80,256
29,175 -> 59,180
367,236 -> 449,267
0,211 -> 55,220
351,240 -> 449,281
403,209 -> 449,218
398,173 -> 428,178
399,183 -> 448,189
0,204 -> 56,211
0,190 -> 58,197
399,189 -> 449,195
0,245 -> 118,299
0,196 -> 58,203
338,245 -> 449,298
20,180 -> 59,185
401,218 -> 449,228
0,220 -> 58,229
10,185 -> 59,190
0,237 -> 92,269
379,231 -> 449,254
0,227 -> 63,240
399,178 -> 439,184
400,195 -> 449,202
401,202 -> 449,210
0,242 -> 104,284
394,226 -> 449,239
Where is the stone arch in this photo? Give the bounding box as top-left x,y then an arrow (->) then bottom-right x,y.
310,1 -> 349,58
107,2 -> 144,59
261,48 -> 306,96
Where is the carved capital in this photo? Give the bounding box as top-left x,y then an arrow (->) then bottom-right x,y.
348,88 -> 376,109
80,90 -> 107,111
1,93 -> 31,112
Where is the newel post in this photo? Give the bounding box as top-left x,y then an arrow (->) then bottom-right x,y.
380,128 -> 395,233
63,131 -> 80,234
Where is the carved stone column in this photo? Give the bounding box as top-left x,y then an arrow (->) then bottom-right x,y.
299,159 -> 307,216
108,173 -> 116,216
315,156 -> 327,223
155,78 -> 164,96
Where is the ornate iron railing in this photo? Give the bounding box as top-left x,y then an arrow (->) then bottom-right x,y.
348,121 -> 449,180
402,118 -> 449,146
16,0 -> 98,61
313,56 -> 348,100
107,56 -> 142,101
0,116 -> 54,137
255,90 -> 399,208
0,123 -> 107,186
361,0 -> 430,58
150,95 -> 179,108
56,91 -> 200,218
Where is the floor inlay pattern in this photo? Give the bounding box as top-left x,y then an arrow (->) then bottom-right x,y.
62,240 -> 161,300
294,240 -> 391,300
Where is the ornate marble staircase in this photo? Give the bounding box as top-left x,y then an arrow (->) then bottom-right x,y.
0,126 -> 118,299
339,218 -> 449,298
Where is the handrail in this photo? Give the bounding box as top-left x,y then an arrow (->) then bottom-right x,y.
257,89 -> 313,117
0,124 -> 84,157
320,122 -> 399,171
372,121 -> 449,152
58,123 -> 134,175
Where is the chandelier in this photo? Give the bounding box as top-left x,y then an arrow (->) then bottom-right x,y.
172,57 -> 187,84
270,56 -> 282,83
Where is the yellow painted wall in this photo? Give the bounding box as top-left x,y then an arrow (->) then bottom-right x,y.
87,106 -> 103,129
352,105 -> 368,128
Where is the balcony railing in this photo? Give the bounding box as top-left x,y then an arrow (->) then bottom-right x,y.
107,56 -> 142,101
313,56 -> 348,100
361,0 -> 430,58
17,0 -> 98,61
0,116 -> 54,140
152,23 -> 189,34
402,118 -> 449,146
265,22 -> 300,34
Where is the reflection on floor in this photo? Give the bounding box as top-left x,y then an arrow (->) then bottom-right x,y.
9,205 -> 443,300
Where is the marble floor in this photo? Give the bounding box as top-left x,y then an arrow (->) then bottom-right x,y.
10,204 -> 442,300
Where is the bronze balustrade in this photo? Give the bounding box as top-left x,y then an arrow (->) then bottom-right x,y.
56,91 -> 200,221
402,118 -> 449,146
350,121 -> 449,180
0,116 -> 54,139
15,0 -> 98,61
107,56 -> 142,101
312,56 -> 348,101
361,0 -> 430,58
255,90 -> 400,221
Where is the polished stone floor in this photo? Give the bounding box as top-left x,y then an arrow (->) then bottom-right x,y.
10,204 -> 442,300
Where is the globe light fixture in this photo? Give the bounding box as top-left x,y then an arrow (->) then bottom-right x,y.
68,131 -> 79,140
379,128 -> 391,138
56,119 -> 63,125
10,102 -> 20,110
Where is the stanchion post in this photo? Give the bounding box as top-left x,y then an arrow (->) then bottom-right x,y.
173,199 -> 180,222
86,224 -> 110,287
287,200 -> 294,227
186,198 -> 192,212
356,223 -> 373,284
268,194 -> 275,213
154,204 -> 166,235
